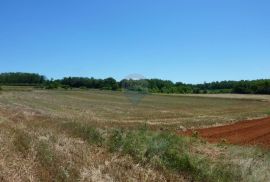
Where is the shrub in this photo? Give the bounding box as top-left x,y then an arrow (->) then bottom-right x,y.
122,131 -> 148,160
45,82 -> 60,89
162,150 -> 193,171
61,85 -> 71,90
145,132 -> 182,159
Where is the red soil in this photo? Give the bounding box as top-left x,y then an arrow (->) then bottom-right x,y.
183,117 -> 270,148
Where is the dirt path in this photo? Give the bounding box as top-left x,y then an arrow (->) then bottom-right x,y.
183,117 -> 270,148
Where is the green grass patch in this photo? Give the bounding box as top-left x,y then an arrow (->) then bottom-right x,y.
61,122 -> 104,146
37,141 -> 55,168
59,121 -> 242,181
108,128 -> 242,182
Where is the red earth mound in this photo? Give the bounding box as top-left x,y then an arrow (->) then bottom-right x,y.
183,117 -> 270,148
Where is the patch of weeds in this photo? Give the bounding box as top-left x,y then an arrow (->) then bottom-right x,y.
36,140 -> 80,181
190,156 -> 243,182
108,129 -> 124,152
108,129 -> 142,160
145,132 -> 184,160
122,130 -> 148,161
108,129 -> 191,170
108,128 -> 242,182
265,111 -> 270,115
37,141 -> 55,168
61,122 -> 104,146
13,130 -> 32,157
209,162 -> 242,182
60,122 -> 243,181
162,149 -> 193,172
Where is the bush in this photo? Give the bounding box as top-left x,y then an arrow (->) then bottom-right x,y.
45,82 -> 60,89
122,131 -> 148,160
61,85 -> 71,90
162,150 -> 193,171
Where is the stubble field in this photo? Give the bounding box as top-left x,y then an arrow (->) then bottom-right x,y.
0,88 -> 270,181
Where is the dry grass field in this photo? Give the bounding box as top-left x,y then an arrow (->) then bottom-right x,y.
0,88 -> 270,181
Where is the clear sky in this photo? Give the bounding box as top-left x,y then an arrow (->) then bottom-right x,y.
0,0 -> 269,83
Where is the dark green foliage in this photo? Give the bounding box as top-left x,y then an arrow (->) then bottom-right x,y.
61,77 -> 99,88
44,81 -> 61,89
120,79 -> 149,93
60,77 -> 270,95
193,88 -> 200,94
60,76 -> 119,90
162,150 -> 193,171
103,77 -> 119,90
197,80 -> 270,94
232,80 -> 270,94
0,72 -> 45,85
1,72 -> 270,94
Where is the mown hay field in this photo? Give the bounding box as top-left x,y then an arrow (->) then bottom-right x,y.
1,89 -> 270,129
0,88 -> 270,181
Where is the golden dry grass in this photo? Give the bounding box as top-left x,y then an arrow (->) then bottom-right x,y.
1,89 -> 269,129
0,89 -> 270,181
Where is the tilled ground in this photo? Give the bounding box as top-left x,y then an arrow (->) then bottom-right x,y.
184,117 -> 270,148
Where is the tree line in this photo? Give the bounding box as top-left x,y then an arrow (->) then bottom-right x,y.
0,72 -> 270,94
0,72 -> 46,85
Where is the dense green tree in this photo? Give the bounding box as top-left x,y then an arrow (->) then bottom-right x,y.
1,72 -> 270,95
0,72 -> 45,85
103,77 -> 118,90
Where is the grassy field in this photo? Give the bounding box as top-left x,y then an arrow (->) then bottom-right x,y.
1,89 -> 270,129
0,88 -> 270,181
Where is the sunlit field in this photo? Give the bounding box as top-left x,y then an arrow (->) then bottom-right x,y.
0,88 -> 270,181
1,88 -> 269,129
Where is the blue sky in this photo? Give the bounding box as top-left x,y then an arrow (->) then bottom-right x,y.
0,0 -> 269,83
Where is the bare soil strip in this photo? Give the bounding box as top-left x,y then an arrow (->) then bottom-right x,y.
184,117 -> 270,148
